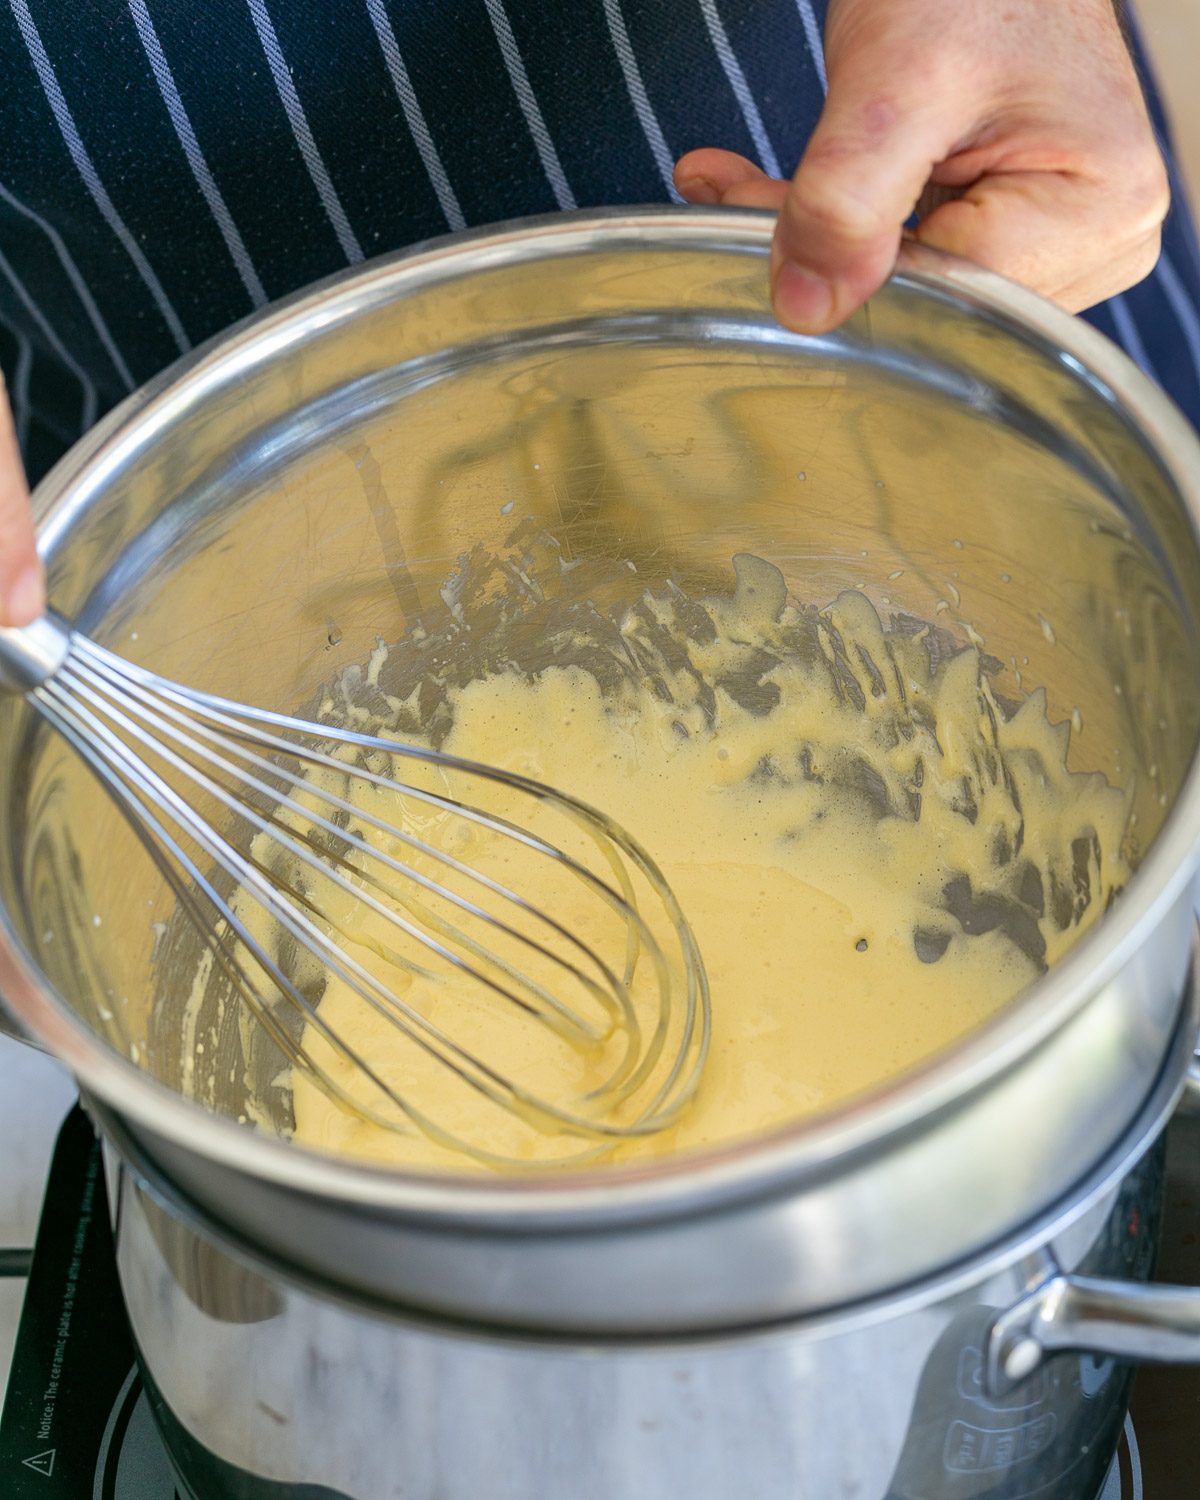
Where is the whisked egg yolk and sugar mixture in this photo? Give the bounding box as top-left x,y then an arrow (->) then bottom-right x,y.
226,541 -> 1129,1173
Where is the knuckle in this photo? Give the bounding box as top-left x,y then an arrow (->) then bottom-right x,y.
1129,156 -> 1172,235
1128,227 -> 1165,287
1102,133 -> 1171,234
1097,231 -> 1165,303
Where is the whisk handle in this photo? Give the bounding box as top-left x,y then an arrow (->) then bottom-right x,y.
0,611 -> 71,694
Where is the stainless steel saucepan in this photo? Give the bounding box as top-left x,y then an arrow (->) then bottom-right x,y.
1,209 -> 1199,1498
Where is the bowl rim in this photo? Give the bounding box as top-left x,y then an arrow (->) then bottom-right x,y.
3,205 -> 1199,1226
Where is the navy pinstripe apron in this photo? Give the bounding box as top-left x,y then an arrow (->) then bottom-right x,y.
0,0 -> 1197,483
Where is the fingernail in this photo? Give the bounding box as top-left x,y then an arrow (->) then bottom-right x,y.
3,562 -> 45,626
773,260 -> 834,333
675,175 -> 720,205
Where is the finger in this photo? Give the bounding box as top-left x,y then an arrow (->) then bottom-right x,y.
916,163 -> 1168,311
718,177 -> 789,213
0,375 -> 43,627
771,47 -> 960,331
674,148 -> 773,205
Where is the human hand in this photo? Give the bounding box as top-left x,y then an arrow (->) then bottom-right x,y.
0,375 -> 42,627
675,0 -> 1168,333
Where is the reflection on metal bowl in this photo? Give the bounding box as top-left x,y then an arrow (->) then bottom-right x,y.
1,209 -> 1200,1496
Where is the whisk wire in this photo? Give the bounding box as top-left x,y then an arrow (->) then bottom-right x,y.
38,672 -> 670,1148
35,687 -> 486,1145
74,639 -> 663,1036
17,620 -> 712,1167
59,658 -> 627,1043
43,674 -> 602,1102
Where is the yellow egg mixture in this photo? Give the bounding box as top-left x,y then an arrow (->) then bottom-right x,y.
229,553 -> 1130,1173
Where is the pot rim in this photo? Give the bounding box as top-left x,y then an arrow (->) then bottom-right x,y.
96,955 -> 1200,1345
3,206 -> 1199,1226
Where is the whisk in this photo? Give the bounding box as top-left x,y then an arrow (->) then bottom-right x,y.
0,613 -> 710,1168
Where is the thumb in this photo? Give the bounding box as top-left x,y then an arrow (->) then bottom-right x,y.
0,376 -> 43,627
772,38 -> 959,332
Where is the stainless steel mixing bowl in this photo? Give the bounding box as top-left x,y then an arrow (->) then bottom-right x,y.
1,210 -> 1199,1357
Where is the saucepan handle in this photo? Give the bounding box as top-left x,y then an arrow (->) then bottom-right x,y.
986,1051 -> 1200,1396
